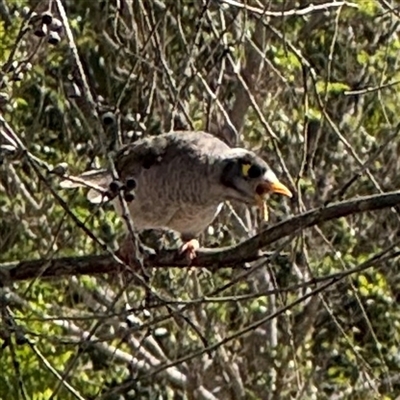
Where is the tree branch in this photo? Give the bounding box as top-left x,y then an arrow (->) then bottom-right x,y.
1,191 -> 399,283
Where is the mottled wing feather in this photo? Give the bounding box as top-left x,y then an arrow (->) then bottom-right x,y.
115,131 -> 230,178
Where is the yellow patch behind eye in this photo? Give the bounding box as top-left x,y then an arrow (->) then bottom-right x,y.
241,163 -> 251,177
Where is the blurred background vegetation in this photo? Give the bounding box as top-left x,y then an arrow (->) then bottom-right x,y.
2,0 -> 400,399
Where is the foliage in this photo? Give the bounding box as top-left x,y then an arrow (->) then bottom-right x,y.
2,0 -> 400,399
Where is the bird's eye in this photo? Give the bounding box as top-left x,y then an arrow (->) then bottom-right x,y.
240,161 -> 264,179
247,164 -> 263,179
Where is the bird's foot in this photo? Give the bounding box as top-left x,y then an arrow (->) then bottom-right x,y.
180,239 -> 200,261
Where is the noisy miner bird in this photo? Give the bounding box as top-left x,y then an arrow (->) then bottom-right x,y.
60,131 -> 292,261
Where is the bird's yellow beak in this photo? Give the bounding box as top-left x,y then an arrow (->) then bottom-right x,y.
266,180 -> 293,198
256,179 -> 292,199
255,179 -> 292,221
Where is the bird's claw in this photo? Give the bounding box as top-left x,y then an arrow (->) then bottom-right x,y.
180,239 -> 200,261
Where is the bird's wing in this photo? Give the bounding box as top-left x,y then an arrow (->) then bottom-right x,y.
114,130 -> 229,178
59,169 -> 112,204
61,131 -> 230,205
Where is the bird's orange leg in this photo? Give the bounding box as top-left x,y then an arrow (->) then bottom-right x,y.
180,239 -> 200,260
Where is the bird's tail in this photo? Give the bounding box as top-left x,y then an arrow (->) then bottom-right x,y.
59,169 -> 112,204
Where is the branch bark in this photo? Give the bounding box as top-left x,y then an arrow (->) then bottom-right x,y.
1,191 -> 399,283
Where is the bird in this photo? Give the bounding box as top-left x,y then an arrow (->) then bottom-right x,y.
60,130 -> 292,262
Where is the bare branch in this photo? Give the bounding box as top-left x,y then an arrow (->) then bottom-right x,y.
2,191 -> 400,283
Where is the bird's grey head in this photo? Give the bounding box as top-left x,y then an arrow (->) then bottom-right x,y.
219,148 -> 292,205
